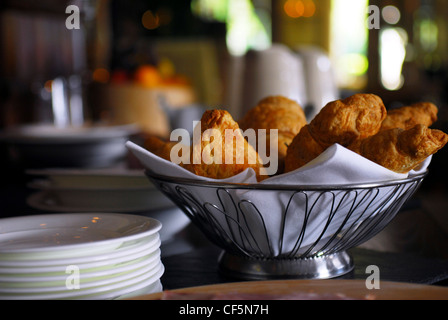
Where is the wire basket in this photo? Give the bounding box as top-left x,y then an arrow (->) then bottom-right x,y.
145,170 -> 427,280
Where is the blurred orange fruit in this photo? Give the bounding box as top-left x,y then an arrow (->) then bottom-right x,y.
134,65 -> 162,87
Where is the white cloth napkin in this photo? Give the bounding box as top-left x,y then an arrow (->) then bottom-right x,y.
126,141 -> 259,183
126,142 -> 429,185
126,141 -> 429,257
263,143 -> 430,185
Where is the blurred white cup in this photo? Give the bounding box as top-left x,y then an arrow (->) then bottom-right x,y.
294,46 -> 339,120
240,44 -> 308,116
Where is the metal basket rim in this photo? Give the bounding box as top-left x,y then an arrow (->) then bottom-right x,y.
145,169 -> 428,191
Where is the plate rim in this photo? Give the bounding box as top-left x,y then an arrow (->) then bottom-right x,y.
26,192 -> 170,213
0,238 -> 161,272
0,233 -> 160,266
27,179 -> 156,192
26,168 -> 147,178
0,123 -> 139,144
0,213 -> 162,253
0,248 -> 161,283
0,257 -> 161,293
0,261 -> 164,300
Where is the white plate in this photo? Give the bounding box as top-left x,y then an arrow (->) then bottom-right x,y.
28,179 -> 153,192
26,168 -> 153,190
0,124 -> 139,168
26,191 -> 174,213
0,261 -> 164,300
88,274 -> 164,300
0,238 -> 161,273
78,269 -> 164,300
0,256 -> 161,293
0,233 -> 159,267
0,249 -> 161,283
0,124 -> 139,144
115,279 -> 163,300
0,213 -> 161,255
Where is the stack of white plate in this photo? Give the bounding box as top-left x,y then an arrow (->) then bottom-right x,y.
0,213 -> 164,300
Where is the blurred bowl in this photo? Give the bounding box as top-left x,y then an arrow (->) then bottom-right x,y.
26,168 -> 152,189
0,124 -> 138,168
26,168 -> 174,213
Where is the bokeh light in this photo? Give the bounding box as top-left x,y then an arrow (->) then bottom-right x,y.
142,10 -> 159,30
284,0 -> 315,18
382,5 -> 401,25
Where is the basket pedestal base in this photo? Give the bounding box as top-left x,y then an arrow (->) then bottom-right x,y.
218,251 -> 354,280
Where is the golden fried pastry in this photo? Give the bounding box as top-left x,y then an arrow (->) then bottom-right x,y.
349,124 -> 448,173
284,125 -> 325,171
190,109 -> 267,181
309,93 -> 387,148
144,135 -> 178,162
239,96 -> 307,137
145,110 -> 267,181
381,102 -> 438,131
285,94 -> 387,172
239,96 -> 307,174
